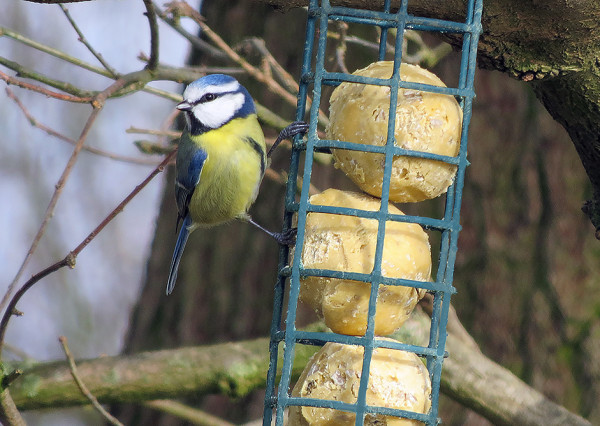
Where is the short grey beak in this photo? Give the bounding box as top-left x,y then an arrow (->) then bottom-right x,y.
177,101 -> 192,111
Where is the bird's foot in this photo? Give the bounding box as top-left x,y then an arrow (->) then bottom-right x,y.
280,121 -> 310,140
272,227 -> 297,245
267,121 -> 310,158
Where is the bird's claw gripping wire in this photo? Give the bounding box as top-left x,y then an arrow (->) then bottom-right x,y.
267,121 -> 310,158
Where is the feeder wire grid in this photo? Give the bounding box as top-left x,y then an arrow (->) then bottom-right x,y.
264,0 -> 483,424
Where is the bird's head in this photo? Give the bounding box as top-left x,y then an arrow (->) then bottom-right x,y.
177,74 -> 256,135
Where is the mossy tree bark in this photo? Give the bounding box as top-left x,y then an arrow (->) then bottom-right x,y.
8,316 -> 592,426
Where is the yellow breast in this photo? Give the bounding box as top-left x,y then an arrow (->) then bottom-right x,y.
188,115 -> 266,226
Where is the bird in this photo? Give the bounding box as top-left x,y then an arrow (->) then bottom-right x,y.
167,74 -> 308,295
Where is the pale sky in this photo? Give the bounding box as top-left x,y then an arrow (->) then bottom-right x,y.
0,1 -> 200,423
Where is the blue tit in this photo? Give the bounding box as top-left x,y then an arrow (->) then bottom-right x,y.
167,74 -> 308,295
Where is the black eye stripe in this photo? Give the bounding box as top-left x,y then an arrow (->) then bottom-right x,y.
202,93 -> 216,102
191,92 -> 222,105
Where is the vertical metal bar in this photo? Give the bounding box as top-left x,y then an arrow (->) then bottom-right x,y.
264,0 -> 319,424
427,2 -> 483,423
274,1 -> 330,424
353,1 -> 408,424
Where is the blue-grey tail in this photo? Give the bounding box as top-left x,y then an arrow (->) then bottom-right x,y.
166,215 -> 192,295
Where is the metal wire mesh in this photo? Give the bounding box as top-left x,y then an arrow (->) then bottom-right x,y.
264,0 -> 483,424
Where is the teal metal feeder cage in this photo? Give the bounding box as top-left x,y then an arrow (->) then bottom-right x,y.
264,0 -> 483,424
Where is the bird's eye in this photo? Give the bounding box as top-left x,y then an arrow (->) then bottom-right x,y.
201,93 -> 216,103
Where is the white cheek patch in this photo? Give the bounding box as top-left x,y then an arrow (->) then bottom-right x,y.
192,92 -> 245,129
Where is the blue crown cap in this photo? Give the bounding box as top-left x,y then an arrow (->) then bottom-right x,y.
187,74 -> 256,117
187,73 -> 237,89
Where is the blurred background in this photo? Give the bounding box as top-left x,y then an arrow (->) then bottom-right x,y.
0,0 -> 199,423
1,1 -> 598,425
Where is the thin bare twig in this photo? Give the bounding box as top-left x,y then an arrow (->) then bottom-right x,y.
159,106 -> 181,138
152,4 -> 226,59
2,19 -> 313,130
23,0 -> 91,3
70,149 -> 176,259
1,113 -> 98,314
0,69 -> 93,103
2,344 -> 32,362
127,126 -> 181,139
184,5 -> 298,106
1,53 -> 235,102
0,55 -> 100,100
0,26 -> 113,78
6,88 -> 158,165
131,106 -> 181,154
243,37 -> 299,94
0,147 -> 177,357
143,0 -> 160,71
161,1 -> 329,126
145,400 -> 234,426
59,4 -> 119,77
334,21 -> 350,73
1,26 -> 184,102
327,31 -> 387,53
0,76 -> 134,318
59,336 -> 124,426
138,54 -> 244,75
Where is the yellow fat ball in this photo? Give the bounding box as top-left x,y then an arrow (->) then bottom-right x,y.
327,61 -> 463,202
298,189 -> 431,336
288,339 -> 432,425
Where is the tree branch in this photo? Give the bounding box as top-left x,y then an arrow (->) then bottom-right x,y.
0,390 -> 25,426
0,25 -> 114,77
143,0 -> 160,71
162,1 -> 329,126
8,334 -> 319,410
5,316 -> 591,426
0,55 -> 98,100
0,68 -> 93,103
1,8 -> 307,132
164,2 -> 298,106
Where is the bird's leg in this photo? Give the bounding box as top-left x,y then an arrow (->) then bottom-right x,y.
267,121 -> 310,158
246,217 -> 297,245
257,120 -> 307,243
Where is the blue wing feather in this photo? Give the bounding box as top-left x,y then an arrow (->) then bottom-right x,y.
175,142 -> 207,231
166,215 -> 193,295
180,147 -> 208,190
168,139 -> 207,294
